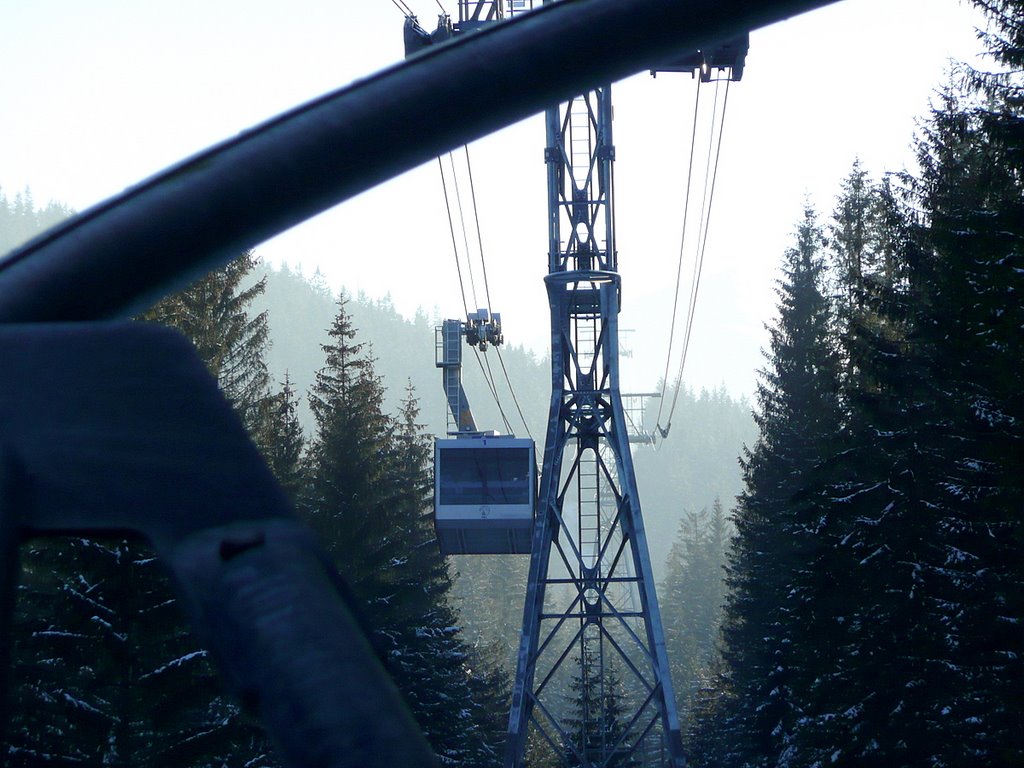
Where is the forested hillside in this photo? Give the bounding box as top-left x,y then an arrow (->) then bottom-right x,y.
253,262 -> 551,442
689,3 -> 1024,764
637,386 -> 756,570
0,186 -> 73,255
252,262 -> 753,672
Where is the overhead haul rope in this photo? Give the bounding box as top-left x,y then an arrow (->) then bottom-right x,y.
447,149 -> 498,418
476,348 -> 513,434
654,77 -> 703,433
464,145 -> 494,313
655,76 -> 732,441
389,0 -> 415,17
439,153 -> 497,416
463,145 -> 533,440
447,152 -> 482,311
438,147 -> 532,439
495,346 -> 534,441
437,156 -> 471,319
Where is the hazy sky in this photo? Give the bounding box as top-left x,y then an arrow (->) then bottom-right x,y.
1,0 -> 985,397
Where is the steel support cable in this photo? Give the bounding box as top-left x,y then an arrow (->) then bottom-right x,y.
463,144 -> 534,440
463,145 -> 494,313
440,148 -> 518,434
441,153 -> 517,436
678,78 -> 727,369
444,145 -> 524,436
680,77 -> 723,367
447,152 -> 481,310
654,77 -> 703,433
685,79 -> 727,323
474,347 -> 513,434
437,157 -> 471,318
456,145 -> 519,434
495,345 -> 534,441
661,78 -> 731,439
389,0 -> 415,17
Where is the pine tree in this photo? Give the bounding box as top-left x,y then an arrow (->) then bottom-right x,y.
384,382 -> 492,765
787,10 -> 1024,759
302,302 -> 507,764
7,538 -> 121,766
257,372 -> 306,502
143,250 -> 271,436
0,185 -> 73,254
452,553 -> 529,669
684,657 -> 733,768
709,204 -> 841,767
905,4 -> 1024,758
829,159 -> 880,319
302,295 -> 402,625
660,499 -> 728,728
661,511 -> 703,715
562,635 -> 638,768
466,640 -> 513,767
788,166 -> 953,766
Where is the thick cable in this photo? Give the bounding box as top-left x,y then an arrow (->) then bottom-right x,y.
443,146 -> 522,437
680,79 -> 728,368
654,77 -> 703,430
447,152 -> 481,310
662,78 -> 731,438
465,144 -> 532,437
474,348 -> 513,434
462,144 -> 533,441
390,0 -> 415,17
680,77 -> 722,361
437,157 -> 470,318
464,145 -> 495,312
495,345 -> 534,441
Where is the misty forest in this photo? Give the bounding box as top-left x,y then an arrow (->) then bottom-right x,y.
2,0 -> 1022,766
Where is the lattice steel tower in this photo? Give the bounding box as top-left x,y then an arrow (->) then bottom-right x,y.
404,3 -> 745,766
501,76 -> 687,767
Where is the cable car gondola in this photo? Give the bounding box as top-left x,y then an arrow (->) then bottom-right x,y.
434,435 -> 535,555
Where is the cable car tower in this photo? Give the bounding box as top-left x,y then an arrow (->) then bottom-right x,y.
407,3 -> 745,766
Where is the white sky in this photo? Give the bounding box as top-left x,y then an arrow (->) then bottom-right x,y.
1,0 -> 985,397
